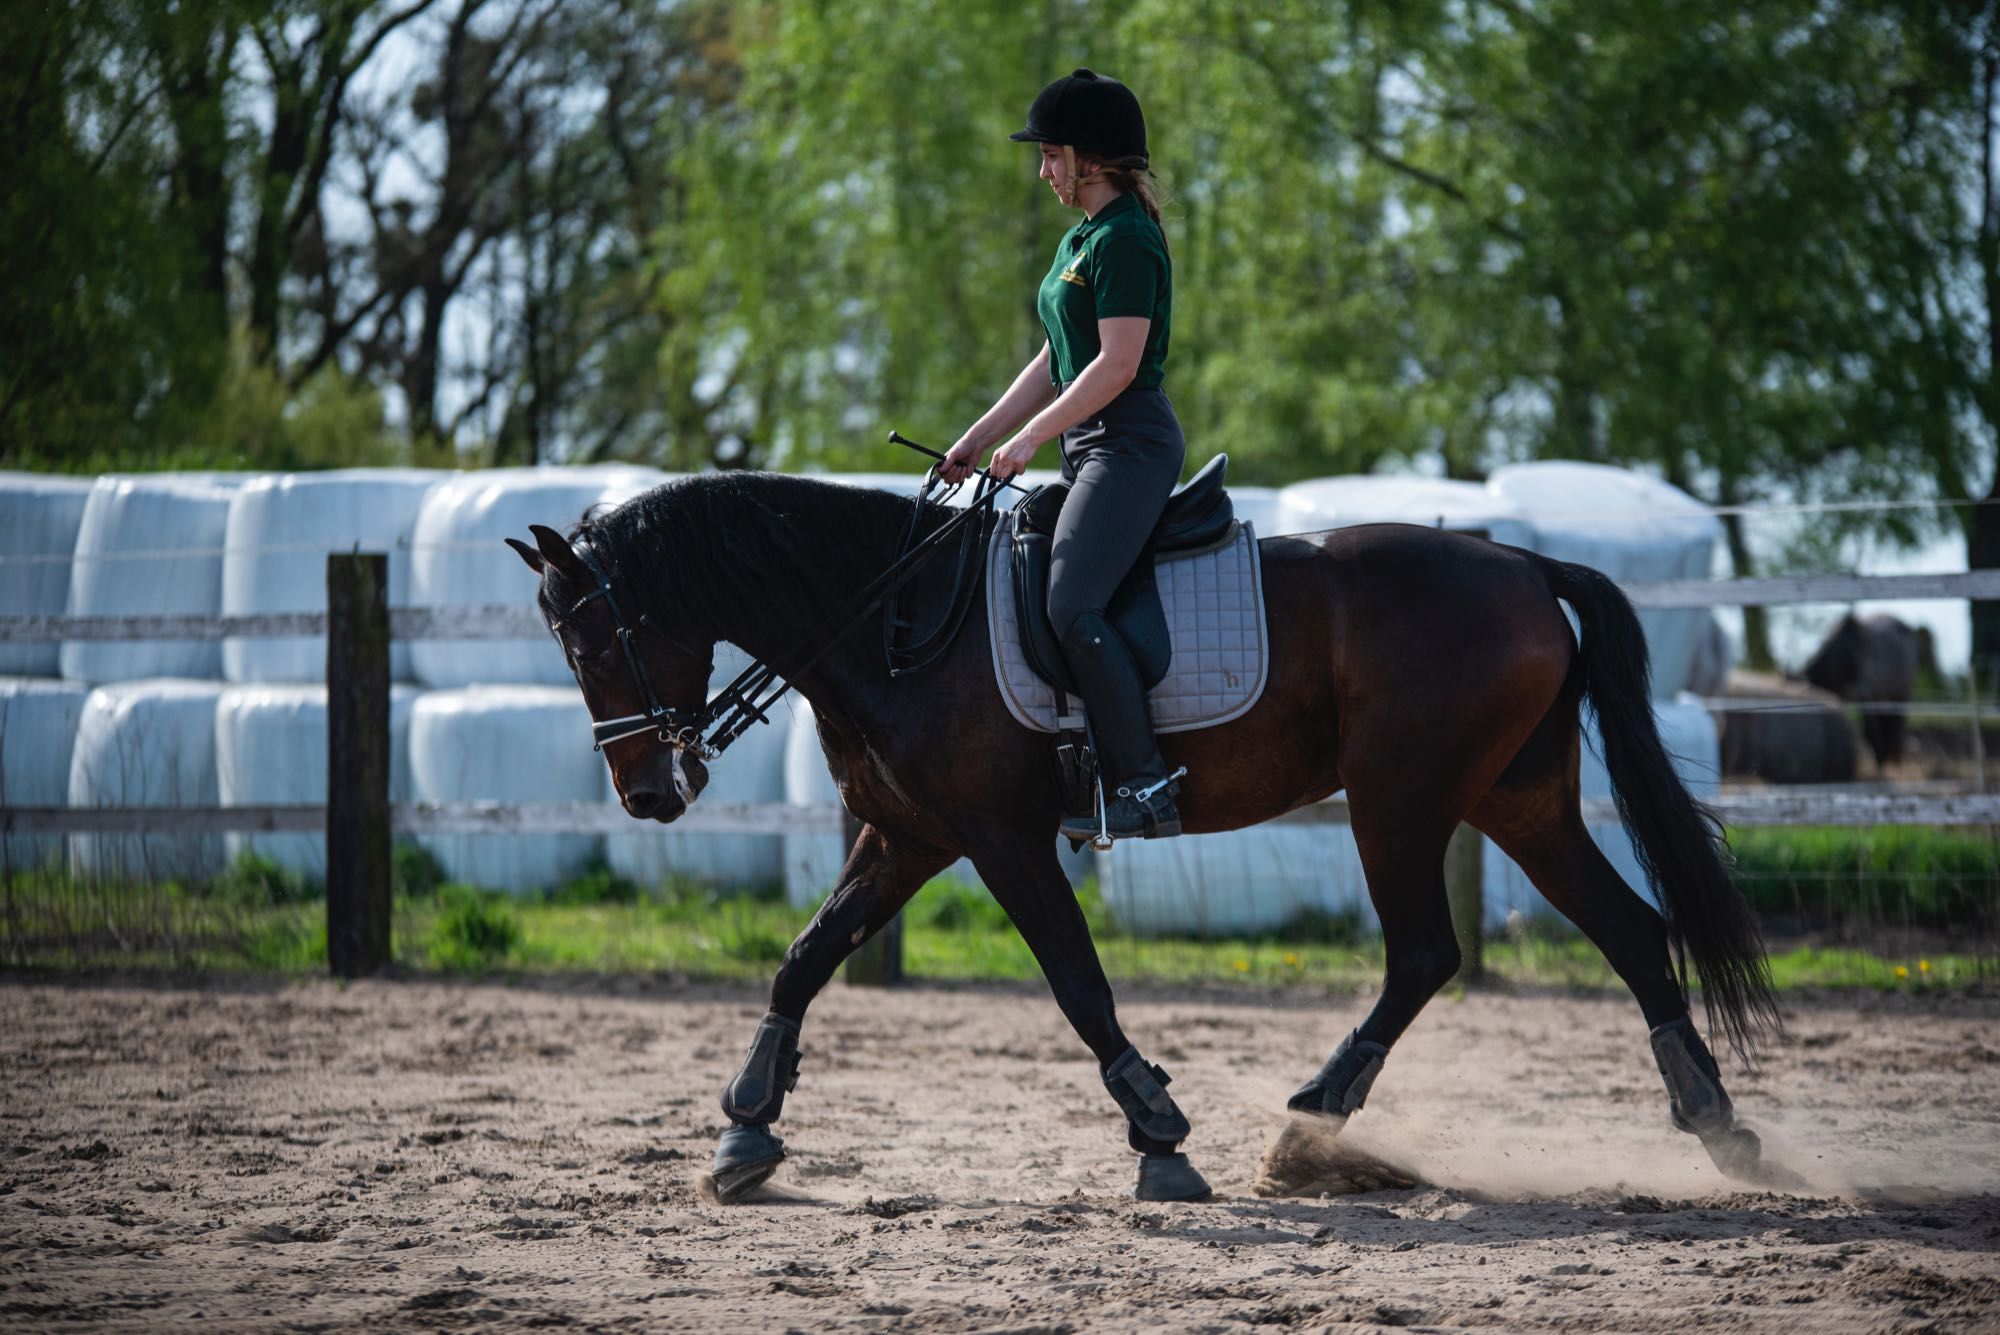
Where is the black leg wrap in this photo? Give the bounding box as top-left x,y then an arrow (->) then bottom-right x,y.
1648,1015 -> 1732,1136
1287,1029 -> 1389,1118
1103,1045 -> 1192,1150
1650,1015 -> 1764,1178
720,1012 -> 801,1126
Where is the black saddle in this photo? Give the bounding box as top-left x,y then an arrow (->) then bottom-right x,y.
1011,453 -> 1235,697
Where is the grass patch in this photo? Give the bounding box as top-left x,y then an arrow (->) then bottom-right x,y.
3,866 -> 1992,993
1727,825 -> 1999,929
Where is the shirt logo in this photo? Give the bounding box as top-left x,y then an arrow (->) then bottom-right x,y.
1058,264 -> 1086,287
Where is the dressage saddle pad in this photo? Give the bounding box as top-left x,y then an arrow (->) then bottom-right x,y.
985,515 -> 1270,735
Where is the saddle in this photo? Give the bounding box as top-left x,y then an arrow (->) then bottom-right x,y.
1010,453 -> 1236,696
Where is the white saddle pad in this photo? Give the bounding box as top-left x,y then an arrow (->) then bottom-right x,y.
986,517 -> 1270,735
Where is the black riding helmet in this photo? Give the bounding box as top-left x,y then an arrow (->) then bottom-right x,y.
1010,67 -> 1147,165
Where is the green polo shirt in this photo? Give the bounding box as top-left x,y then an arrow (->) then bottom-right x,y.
1037,192 -> 1172,388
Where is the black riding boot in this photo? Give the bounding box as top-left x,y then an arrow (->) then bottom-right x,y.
1056,611 -> 1182,841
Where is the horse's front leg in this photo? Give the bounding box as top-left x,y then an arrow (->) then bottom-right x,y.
969,838 -> 1213,1203
703,823 -> 950,1204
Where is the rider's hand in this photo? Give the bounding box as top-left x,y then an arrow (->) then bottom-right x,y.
940,434 -> 984,484
988,432 -> 1041,480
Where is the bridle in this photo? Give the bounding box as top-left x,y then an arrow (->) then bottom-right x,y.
560,464 -> 1012,767
565,539 -> 716,759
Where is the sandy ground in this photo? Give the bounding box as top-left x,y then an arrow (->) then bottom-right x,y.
2,975 -> 1997,1333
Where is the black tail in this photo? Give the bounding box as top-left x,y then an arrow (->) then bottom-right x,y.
1541,557 -> 1780,1061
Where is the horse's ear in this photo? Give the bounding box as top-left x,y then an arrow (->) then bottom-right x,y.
528,524 -> 583,578
505,537 -> 545,574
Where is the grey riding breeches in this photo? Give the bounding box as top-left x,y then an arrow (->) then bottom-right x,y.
1046,386 -> 1187,636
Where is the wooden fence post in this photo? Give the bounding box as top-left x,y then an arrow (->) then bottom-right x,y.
841,809 -> 903,985
326,553 -> 392,978
1444,822 -> 1484,983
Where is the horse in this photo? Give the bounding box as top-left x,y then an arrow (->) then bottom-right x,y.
1802,612 -> 1931,770
507,469 -> 1782,1204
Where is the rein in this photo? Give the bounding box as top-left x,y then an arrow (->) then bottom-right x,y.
580,466 -> 1010,762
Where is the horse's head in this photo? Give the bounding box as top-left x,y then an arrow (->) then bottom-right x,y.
508,522 -> 713,823
1801,611 -> 1862,696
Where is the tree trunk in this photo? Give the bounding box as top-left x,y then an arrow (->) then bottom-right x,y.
1720,506 -> 1775,671
1973,42 -> 2000,693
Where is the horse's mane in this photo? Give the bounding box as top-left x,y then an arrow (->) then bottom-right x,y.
571,472 -> 952,652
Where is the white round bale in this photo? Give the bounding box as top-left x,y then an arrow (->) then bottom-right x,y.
0,474 -> 93,676
67,678 -> 227,883
61,476 -> 243,683
1097,824 -> 1377,938
0,677 -> 91,870
222,469 -> 442,683
408,466 -> 665,687
214,683 -> 418,878
407,685 -> 605,892
1486,461 -> 1720,697
1273,475 -> 1536,548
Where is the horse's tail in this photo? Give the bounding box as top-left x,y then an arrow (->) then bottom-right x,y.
1539,556 -> 1780,1061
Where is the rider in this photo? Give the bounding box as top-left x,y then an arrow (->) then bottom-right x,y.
941,68 -> 1185,841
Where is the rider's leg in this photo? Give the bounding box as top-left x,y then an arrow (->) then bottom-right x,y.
1047,403 -> 1183,840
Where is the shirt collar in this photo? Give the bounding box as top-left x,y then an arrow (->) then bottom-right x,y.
1077,191 -> 1139,233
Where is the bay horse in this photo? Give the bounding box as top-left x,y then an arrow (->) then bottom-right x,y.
507,469 -> 1781,1203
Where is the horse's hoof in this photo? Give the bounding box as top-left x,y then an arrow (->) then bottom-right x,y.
1700,1123 -> 1761,1180
701,1124 -> 785,1204
1135,1152 -> 1212,1202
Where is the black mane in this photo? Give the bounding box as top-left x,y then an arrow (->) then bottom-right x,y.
571,472 -> 954,655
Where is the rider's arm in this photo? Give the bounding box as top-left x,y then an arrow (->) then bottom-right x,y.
1006,317 -> 1148,449
944,344 -> 1058,474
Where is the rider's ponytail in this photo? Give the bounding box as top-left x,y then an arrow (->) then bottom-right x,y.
1094,156 -> 1170,255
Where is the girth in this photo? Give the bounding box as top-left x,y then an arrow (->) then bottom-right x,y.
1010,452 -> 1235,698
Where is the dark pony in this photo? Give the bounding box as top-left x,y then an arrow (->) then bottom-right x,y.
512,471 -> 1783,1203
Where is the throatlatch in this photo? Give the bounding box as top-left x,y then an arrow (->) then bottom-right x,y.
1287,1029 -> 1389,1119
721,1012 -> 802,1125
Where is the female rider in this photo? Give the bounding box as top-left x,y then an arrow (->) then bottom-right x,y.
940,68 -> 1184,841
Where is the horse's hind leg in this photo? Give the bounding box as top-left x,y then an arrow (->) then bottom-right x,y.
1285,804 -> 1463,1130
1470,774 -> 1775,1183
968,836 -> 1212,1202
704,824 -> 950,1203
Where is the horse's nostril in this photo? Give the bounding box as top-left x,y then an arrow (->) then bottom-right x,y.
623,786 -> 664,819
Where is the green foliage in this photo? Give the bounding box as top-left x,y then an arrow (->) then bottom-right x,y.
544,861 -> 643,906
210,851 -> 321,908
392,842 -> 449,902
1727,826 -> 2000,928
427,885 -> 521,973
907,877 -> 1012,933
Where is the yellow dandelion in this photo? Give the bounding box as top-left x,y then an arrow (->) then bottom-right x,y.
1894,965 -> 1909,979
1919,960 -> 1931,973
1231,958 -> 1250,973
1283,952 -> 1302,967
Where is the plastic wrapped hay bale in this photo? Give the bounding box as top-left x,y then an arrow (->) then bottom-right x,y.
0,677 -> 91,870
67,678 -> 227,883
1273,475 -> 1536,548
407,685 -> 604,892
61,475 -> 240,684
0,474 -> 93,676
1486,461 -> 1720,698
214,683 -> 418,878
1098,823 -> 1377,938
606,658 -> 789,893
1481,693 -> 1721,926
223,469 -> 442,684
408,466 -> 665,688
